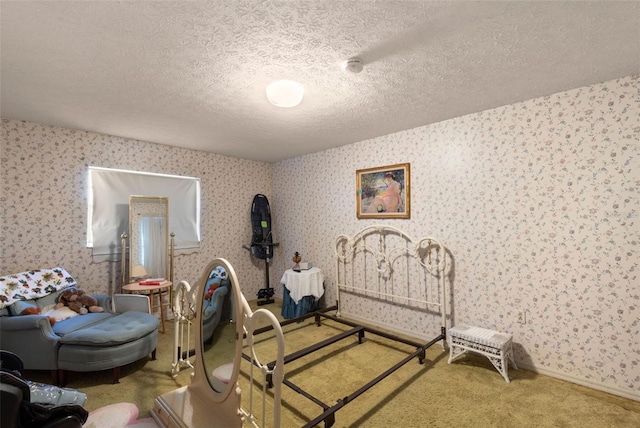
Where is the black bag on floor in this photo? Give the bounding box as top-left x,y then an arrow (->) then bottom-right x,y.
19,400 -> 88,428
1,351 -> 88,428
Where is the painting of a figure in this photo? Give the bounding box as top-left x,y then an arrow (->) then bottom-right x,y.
356,163 -> 410,219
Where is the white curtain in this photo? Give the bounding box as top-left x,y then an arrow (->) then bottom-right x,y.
88,167 -> 201,261
140,216 -> 167,278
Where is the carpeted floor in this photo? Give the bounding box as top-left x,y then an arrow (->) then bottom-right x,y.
24,299 -> 640,427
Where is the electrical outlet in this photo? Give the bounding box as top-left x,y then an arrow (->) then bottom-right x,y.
517,311 -> 526,324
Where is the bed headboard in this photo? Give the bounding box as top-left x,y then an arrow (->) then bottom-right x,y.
334,225 -> 448,339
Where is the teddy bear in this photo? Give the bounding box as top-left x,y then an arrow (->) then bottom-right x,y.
56,288 -> 104,315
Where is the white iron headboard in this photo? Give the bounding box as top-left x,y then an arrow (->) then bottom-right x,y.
334,225 -> 448,336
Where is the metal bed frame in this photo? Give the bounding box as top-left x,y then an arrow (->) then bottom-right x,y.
242,225 -> 449,428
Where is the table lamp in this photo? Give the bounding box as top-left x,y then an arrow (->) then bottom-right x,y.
131,265 -> 148,282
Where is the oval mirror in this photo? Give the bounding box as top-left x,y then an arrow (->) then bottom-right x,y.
192,258 -> 242,399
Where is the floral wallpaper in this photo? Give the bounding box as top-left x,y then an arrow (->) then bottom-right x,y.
271,75 -> 639,400
1,74 -> 638,400
0,119 -> 273,302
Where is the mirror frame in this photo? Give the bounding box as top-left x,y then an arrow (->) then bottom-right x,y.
129,195 -> 169,281
190,258 -> 244,403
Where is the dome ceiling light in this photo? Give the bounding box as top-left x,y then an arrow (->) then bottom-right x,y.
265,80 -> 304,107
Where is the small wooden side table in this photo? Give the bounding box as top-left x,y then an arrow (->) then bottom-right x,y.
122,280 -> 172,333
448,324 -> 518,383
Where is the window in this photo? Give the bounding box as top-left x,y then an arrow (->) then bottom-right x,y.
87,166 -> 200,260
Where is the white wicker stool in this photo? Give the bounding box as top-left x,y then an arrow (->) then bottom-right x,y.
447,324 -> 517,383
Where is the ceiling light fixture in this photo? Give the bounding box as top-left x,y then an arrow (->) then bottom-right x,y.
266,80 -> 304,107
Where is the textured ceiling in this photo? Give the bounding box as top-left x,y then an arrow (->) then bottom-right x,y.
1,1 -> 639,163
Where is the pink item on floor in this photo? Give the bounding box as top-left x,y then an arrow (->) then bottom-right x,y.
84,402 -> 159,427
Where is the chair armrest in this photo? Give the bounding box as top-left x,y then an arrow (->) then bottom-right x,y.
111,294 -> 150,314
203,286 -> 228,318
0,316 -> 60,370
0,315 -> 57,335
203,304 -> 217,318
213,286 -> 228,300
92,294 -> 112,311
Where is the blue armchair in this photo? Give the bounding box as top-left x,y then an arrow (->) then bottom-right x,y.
202,271 -> 230,344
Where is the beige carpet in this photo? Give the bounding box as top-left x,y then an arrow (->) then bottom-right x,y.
24,299 -> 640,427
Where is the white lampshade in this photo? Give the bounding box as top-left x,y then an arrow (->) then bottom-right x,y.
131,265 -> 148,279
266,80 -> 304,107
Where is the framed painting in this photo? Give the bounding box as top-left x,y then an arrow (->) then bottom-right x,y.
356,163 -> 410,219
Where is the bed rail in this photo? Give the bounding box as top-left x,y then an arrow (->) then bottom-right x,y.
239,225 -> 449,427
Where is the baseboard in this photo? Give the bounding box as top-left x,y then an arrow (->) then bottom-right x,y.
338,311 -> 639,402
517,362 -> 639,402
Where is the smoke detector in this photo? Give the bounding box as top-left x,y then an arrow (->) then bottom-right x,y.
342,57 -> 364,74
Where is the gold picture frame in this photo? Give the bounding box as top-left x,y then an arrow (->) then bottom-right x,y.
356,163 -> 410,219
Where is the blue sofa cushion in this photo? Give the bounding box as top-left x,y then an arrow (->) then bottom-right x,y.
59,312 -> 159,346
52,313 -> 113,336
